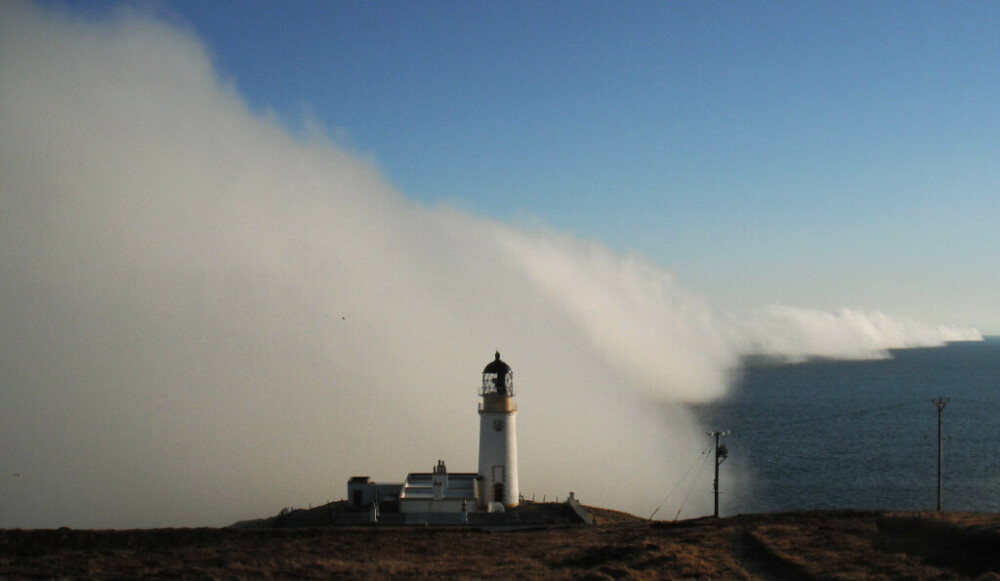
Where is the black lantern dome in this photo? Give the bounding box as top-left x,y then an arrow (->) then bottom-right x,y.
481,351 -> 514,397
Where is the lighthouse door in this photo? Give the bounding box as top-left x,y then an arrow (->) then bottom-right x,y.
491,466 -> 505,502
493,483 -> 505,502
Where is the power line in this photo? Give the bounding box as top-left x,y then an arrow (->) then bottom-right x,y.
723,399 -> 926,436
950,397 -> 1000,411
673,446 -> 715,521
648,443 -> 712,520
725,396 -> 1000,439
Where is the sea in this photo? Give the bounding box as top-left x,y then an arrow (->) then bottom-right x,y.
694,337 -> 1000,515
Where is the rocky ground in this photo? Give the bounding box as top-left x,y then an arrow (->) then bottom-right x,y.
2,508 -> 999,579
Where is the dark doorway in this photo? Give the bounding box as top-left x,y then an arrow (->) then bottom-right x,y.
353,490 -> 363,508
493,483 -> 505,503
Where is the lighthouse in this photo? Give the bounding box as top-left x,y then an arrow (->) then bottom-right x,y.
478,351 -> 519,509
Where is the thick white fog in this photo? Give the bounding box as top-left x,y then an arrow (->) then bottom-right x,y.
0,2 -> 981,528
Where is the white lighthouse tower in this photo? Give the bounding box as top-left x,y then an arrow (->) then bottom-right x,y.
478,351 -> 519,509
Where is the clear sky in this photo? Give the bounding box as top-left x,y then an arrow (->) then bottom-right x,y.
1,1 -> 996,528
41,0 -> 1000,331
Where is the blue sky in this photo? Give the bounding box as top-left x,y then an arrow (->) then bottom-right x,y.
39,0 -> 1000,330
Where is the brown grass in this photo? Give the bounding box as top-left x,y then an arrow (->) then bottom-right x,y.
2,510 -> 999,579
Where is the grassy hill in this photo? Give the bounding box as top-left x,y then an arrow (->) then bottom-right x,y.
2,510 -> 999,579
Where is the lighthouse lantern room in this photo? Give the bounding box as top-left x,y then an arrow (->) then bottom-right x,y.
478,351 -> 519,510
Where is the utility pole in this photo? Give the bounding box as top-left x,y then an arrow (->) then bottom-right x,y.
932,398 -> 949,512
708,430 -> 730,518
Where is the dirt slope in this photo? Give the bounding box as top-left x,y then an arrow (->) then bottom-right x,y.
2,510 -> 999,579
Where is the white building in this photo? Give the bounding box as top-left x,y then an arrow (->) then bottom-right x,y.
477,351 -> 519,509
347,352 -> 521,515
398,460 -> 478,514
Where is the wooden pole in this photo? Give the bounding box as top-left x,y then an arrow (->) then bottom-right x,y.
932,397 -> 949,512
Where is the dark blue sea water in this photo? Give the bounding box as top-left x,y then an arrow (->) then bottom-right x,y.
695,337 -> 1000,514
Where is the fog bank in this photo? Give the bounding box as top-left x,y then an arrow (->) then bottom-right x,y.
0,1 -> 980,527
